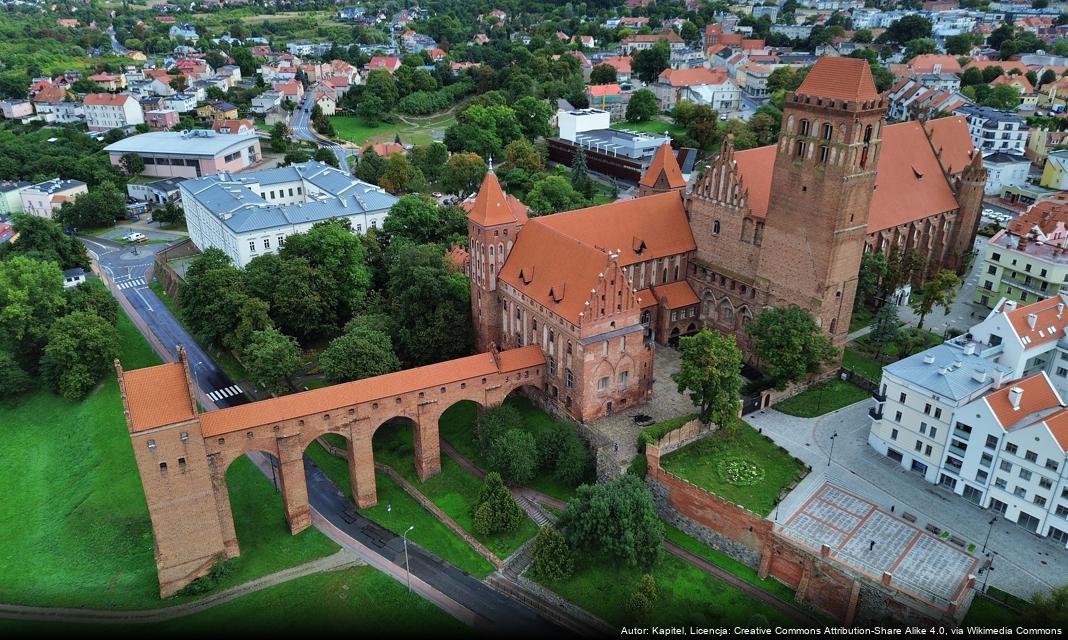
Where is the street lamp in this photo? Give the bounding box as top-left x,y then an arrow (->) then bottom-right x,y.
192,360 -> 204,391
982,516 -> 997,553
402,525 -> 415,593
827,431 -> 839,467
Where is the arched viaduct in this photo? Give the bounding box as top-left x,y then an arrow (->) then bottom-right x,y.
116,345 -> 545,597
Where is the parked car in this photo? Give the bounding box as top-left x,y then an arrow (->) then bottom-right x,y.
122,231 -> 147,243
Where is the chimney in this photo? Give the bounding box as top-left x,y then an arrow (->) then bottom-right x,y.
923,354 -> 936,364
1004,300 -> 1018,313
938,367 -> 949,376
1059,303 -> 1064,319
1028,313 -> 1038,329
963,342 -> 976,356
972,368 -> 988,384
992,369 -> 1006,388
1008,386 -> 1024,410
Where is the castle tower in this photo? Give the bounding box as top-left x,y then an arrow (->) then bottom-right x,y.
638,143 -> 687,197
466,163 -> 529,352
950,150 -> 987,272
756,57 -> 888,345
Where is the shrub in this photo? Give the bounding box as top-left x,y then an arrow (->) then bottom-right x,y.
557,475 -> 664,570
531,525 -> 574,582
476,404 -> 523,449
176,558 -> 234,596
553,434 -> 590,487
487,429 -> 537,485
626,574 -> 658,620
535,423 -> 567,469
471,472 -> 523,536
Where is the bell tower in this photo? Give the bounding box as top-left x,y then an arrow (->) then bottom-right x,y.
466,163 -> 528,352
756,57 -> 887,344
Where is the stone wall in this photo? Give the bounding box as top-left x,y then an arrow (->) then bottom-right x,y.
151,237 -> 200,299
651,418 -> 715,455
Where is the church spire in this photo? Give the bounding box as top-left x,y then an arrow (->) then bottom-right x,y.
638,143 -> 686,197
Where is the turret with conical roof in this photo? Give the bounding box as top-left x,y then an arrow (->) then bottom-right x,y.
638,143 -> 687,197
464,163 -> 530,352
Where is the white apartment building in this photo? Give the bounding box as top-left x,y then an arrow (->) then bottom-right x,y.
181,161 -> 398,268
983,152 -> 1032,196
869,293 -> 1068,547
956,104 -> 1029,156
83,93 -> 144,132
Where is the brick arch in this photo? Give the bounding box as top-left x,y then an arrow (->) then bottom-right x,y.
117,345 -> 545,597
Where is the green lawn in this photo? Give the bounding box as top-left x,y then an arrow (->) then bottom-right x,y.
962,594 -> 1026,627
659,419 -> 806,516
373,416 -> 539,560
149,282 -> 250,385
536,552 -> 796,628
0,565 -> 465,635
663,525 -> 796,604
0,309 -> 336,609
849,305 -> 875,332
331,113 -> 456,148
613,119 -> 686,139
437,398 -> 585,501
842,347 -> 883,383
774,379 -> 871,418
303,441 -> 495,578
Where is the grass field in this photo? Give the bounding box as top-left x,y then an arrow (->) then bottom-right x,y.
0,565 -> 465,635
961,593 -> 1026,627
372,416 -> 540,560
303,441 -> 495,578
0,309 -> 336,609
842,347 -> 883,383
663,525 -> 796,604
536,551 -> 795,628
437,398 -> 585,501
774,379 -> 871,418
331,113 -> 456,148
659,419 -> 806,516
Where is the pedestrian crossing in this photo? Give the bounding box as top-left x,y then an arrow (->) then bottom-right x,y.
116,278 -> 145,290
207,385 -> 243,402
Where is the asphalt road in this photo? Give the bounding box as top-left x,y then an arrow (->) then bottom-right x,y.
292,93 -> 351,167
302,456 -> 560,635
80,235 -> 248,409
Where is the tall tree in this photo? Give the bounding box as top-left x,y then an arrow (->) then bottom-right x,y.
0,214 -> 88,269
526,174 -> 585,215
590,64 -> 617,85
242,327 -> 303,396
471,471 -> 524,535
408,142 -> 449,182
746,306 -> 838,389
633,40 -> 670,82
378,153 -> 421,194
387,243 -> 473,365
355,148 -> 387,184
0,256 -> 67,369
867,303 -> 900,361
672,329 -> 743,425
319,322 -> 401,384
858,251 -> 888,306
625,88 -> 659,122
65,279 -> 119,325
269,122 -> 290,152
40,311 -> 119,400
382,195 -> 466,246
569,148 -> 594,198
909,269 -> 962,329
280,218 -> 371,321
442,152 -> 487,198
557,475 -> 664,570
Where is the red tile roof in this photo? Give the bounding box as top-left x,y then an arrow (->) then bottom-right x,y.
464,170 -> 528,227
924,116 -> 975,175
732,145 -> 775,218
123,363 -> 196,433
199,346 -> 544,437
996,294 -> 1068,350
796,56 -> 880,102
84,93 -> 134,106
905,54 -> 962,74
587,84 -> 621,97
984,372 -> 1062,430
640,144 -> 686,189
1041,409 -> 1068,452
650,279 -> 699,309
603,56 -> 632,74
657,67 -> 728,87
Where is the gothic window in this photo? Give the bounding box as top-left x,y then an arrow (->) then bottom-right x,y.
565,369 -> 573,389
719,299 -> 735,327
713,220 -> 720,235
860,124 -> 873,169
753,221 -> 764,246
641,310 -> 650,324
796,140 -> 807,158
703,291 -> 715,318
741,217 -> 753,243
798,119 -> 810,136
822,123 -> 833,140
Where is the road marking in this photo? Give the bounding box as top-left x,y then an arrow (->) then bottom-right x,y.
116,278 -> 146,289
207,385 -> 243,401
133,287 -> 154,312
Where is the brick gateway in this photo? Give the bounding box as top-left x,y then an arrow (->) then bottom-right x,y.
116,345 -> 545,597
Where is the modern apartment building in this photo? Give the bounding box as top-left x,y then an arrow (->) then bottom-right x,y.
19,178 -> 87,218
956,104 -> 1028,156
870,292 -> 1068,546
83,93 -> 144,131
975,201 -> 1068,309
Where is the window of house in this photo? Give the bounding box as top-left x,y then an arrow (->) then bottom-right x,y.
1006,443 -> 1018,455
1057,505 -> 1068,518
818,145 -> 829,163
895,410 -> 902,422
1026,450 -> 1038,462
915,440 -> 923,452
986,435 -> 998,449
930,427 -> 938,439
565,369 -> 573,389
1046,459 -> 1060,472
263,238 -> 270,249
920,422 -> 927,435
1000,460 -> 1013,472
995,478 -> 1007,489
891,428 -> 898,440
981,453 -> 993,468
1035,495 -> 1048,507
934,408 -> 942,420
1019,469 -> 1033,481
899,392 -> 907,403
249,240 -> 256,252
713,220 -> 720,235
598,377 -> 608,391
988,265 -> 997,275
1040,477 -> 1053,490
671,311 -> 677,322
1014,486 -> 1027,498
619,371 -> 629,387
925,444 -> 932,456
924,403 -> 932,415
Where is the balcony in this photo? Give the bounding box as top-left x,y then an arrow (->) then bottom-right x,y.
868,407 -> 883,420
1001,275 -> 1049,297
872,389 -> 886,402
952,428 -> 972,441
949,443 -> 968,458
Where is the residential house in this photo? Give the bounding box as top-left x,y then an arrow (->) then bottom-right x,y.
655,68 -> 739,114
164,93 -> 198,113
145,109 -> 179,130
956,105 -> 1029,155
983,152 -> 1032,196
196,101 -> 239,121
251,90 -> 283,115
621,31 -> 685,55
128,177 -> 186,205
83,93 -> 144,131
169,23 -> 199,42
585,84 -> 629,122
975,201 -> 1068,309
89,72 -> 127,92
20,179 -> 87,218
0,181 -> 29,214
741,63 -> 771,99
600,56 -> 633,83
1027,128 -> 1068,165
0,100 -> 34,122
366,56 -> 402,74
1041,149 -> 1068,190
272,80 -> 304,104
62,268 -> 86,289
212,119 -> 255,135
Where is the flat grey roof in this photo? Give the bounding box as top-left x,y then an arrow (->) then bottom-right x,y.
883,340 -> 1011,401
104,130 -> 258,157
181,161 -> 398,235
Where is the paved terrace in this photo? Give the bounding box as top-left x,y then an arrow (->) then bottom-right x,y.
778,483 -> 977,609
